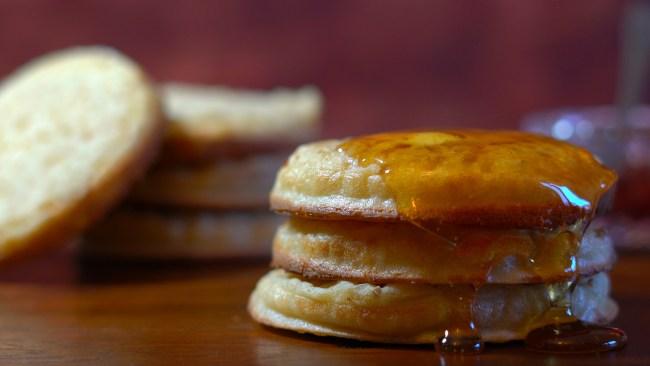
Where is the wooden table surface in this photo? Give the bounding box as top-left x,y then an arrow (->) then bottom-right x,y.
0,249 -> 647,366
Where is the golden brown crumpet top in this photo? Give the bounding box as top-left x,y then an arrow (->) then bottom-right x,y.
271,130 -> 617,229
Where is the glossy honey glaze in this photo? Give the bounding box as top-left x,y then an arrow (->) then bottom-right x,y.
433,276 -> 626,354
525,321 -> 628,353
338,130 -> 617,228
413,222 -> 581,283
433,237 -> 620,353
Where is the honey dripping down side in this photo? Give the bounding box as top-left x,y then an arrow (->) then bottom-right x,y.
417,223 -> 583,283
525,277 -> 627,353
436,285 -> 483,354
525,179 -> 625,355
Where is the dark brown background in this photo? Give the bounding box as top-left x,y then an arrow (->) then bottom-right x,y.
0,0 -> 627,137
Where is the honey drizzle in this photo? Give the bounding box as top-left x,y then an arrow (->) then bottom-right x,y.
525,225 -> 627,353
337,130 -> 623,353
525,321 -> 628,353
525,273 -> 627,353
338,130 -> 617,228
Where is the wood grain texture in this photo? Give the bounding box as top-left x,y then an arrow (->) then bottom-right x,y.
0,247 -> 645,365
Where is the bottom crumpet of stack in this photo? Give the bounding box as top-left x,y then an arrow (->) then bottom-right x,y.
249,269 -> 616,344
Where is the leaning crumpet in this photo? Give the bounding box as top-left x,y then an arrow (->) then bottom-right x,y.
0,46 -> 162,263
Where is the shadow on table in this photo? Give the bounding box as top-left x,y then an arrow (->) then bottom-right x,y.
261,325 -> 433,350
76,254 -> 268,285
257,326 -> 627,365
0,245 -> 269,286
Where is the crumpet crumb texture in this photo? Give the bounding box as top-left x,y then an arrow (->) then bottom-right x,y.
0,46 -> 162,262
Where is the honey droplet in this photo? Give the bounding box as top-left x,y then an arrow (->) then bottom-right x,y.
436,286 -> 484,354
437,327 -> 484,354
525,321 -> 627,353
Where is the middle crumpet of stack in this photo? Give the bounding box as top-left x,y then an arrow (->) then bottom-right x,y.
83,83 -> 322,259
248,130 -> 619,346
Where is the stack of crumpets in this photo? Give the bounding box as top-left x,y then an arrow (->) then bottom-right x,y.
83,83 -> 322,260
249,130 -> 623,351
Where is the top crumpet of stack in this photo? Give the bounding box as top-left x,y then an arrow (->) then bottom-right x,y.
271,130 -> 616,229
